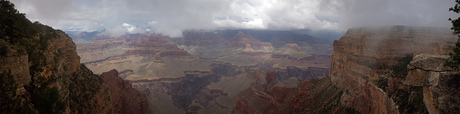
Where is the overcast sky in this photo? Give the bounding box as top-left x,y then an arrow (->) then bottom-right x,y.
9,0 -> 459,38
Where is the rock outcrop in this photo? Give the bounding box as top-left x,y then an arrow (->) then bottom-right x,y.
329,26 -> 457,113
0,3 -> 116,112
100,69 -> 148,114
44,32 -> 114,114
405,53 -> 460,114
1,31 -> 114,113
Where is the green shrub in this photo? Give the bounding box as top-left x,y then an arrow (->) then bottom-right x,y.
377,78 -> 388,92
0,39 -> 8,56
391,54 -> 413,79
32,86 -> 65,114
0,70 -> 17,113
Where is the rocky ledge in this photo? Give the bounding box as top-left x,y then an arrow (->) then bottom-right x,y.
405,53 -> 460,114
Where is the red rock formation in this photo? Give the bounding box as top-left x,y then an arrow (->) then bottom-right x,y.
100,69 -> 148,114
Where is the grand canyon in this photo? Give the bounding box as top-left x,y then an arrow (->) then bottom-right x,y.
2,0 -> 460,114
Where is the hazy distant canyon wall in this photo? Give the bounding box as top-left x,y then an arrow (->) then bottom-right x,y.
75,30 -> 333,113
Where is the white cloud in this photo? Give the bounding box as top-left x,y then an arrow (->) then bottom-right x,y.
9,0 -> 458,39
148,21 -> 157,26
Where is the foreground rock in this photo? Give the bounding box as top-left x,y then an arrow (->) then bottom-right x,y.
405,53 -> 460,114
1,31 -> 113,113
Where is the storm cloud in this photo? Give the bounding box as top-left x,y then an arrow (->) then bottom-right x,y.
9,0 -> 459,38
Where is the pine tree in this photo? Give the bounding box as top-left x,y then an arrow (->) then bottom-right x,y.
445,0 -> 460,69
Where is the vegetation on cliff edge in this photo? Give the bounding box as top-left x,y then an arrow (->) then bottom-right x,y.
445,0 -> 460,69
1,0 -> 64,113
373,54 -> 428,114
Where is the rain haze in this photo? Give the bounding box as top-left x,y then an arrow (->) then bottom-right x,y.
9,0 -> 458,41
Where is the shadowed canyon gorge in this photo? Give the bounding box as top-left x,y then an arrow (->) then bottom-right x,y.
2,0 -> 460,113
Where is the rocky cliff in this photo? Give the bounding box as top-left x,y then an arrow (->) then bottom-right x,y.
0,2 -> 123,113
405,53 -> 460,114
1,31 -> 113,113
329,26 -> 457,113
100,69 -> 148,114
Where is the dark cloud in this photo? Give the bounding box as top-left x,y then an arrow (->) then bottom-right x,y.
319,0 -> 457,30
9,0 -> 459,39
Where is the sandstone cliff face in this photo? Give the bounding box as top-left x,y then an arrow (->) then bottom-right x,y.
0,47 -> 30,95
44,31 -> 113,113
0,31 -> 112,113
1,31 -> 114,113
329,26 -> 457,113
405,53 -> 460,114
100,69 -> 148,114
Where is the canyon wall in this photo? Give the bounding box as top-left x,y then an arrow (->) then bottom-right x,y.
329,26 -> 457,113
1,31 -> 114,113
